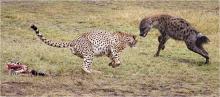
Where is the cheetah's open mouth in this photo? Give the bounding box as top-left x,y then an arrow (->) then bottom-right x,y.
129,44 -> 135,48
129,41 -> 137,48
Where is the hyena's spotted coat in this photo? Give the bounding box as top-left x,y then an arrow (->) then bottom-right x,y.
139,14 -> 210,64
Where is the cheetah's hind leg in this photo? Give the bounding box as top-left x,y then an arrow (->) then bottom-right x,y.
81,67 -> 91,74
81,55 -> 102,74
81,56 -> 93,74
81,66 -> 102,74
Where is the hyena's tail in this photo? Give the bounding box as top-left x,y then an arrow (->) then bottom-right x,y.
196,33 -> 210,48
30,25 -> 70,48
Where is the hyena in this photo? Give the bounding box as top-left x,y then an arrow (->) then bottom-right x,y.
139,14 -> 210,64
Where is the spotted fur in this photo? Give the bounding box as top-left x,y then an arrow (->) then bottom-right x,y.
139,14 -> 210,64
31,25 -> 137,73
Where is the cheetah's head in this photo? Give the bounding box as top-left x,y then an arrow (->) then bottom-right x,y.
126,35 -> 137,48
117,32 -> 137,48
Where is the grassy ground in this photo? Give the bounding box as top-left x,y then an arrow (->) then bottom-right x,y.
1,1 -> 219,96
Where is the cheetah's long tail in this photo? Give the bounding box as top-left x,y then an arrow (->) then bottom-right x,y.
30,24 -> 71,48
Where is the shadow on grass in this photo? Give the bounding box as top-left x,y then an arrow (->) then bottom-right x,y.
138,52 -> 149,55
158,55 -> 206,66
138,51 -> 212,66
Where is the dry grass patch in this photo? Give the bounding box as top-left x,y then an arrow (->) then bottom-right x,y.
1,1 -> 219,96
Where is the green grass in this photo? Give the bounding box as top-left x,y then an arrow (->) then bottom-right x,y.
1,1 -> 219,96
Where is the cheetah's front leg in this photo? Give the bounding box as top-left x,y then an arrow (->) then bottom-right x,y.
108,48 -> 121,68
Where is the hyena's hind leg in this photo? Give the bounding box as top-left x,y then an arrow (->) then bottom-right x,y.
155,35 -> 169,57
185,41 -> 209,64
197,45 -> 208,55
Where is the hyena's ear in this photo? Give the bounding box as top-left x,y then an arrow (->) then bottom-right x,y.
146,18 -> 152,23
152,21 -> 159,26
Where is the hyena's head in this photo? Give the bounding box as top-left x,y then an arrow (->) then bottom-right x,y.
139,18 -> 154,37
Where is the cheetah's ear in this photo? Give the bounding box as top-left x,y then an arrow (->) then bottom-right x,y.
117,31 -> 122,33
133,35 -> 137,39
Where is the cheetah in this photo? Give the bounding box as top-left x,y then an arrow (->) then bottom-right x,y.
31,25 -> 137,73
139,14 -> 210,64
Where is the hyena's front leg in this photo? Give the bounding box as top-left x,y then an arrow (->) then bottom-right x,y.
108,48 -> 121,68
155,35 -> 169,57
158,35 -> 165,50
185,42 -> 209,64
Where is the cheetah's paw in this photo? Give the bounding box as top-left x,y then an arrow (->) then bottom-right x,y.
81,67 -> 91,74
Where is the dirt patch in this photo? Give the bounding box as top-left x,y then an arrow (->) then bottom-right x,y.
1,81 -> 33,96
91,88 -> 134,96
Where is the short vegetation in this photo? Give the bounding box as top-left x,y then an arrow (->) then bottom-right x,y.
1,1 -> 219,96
